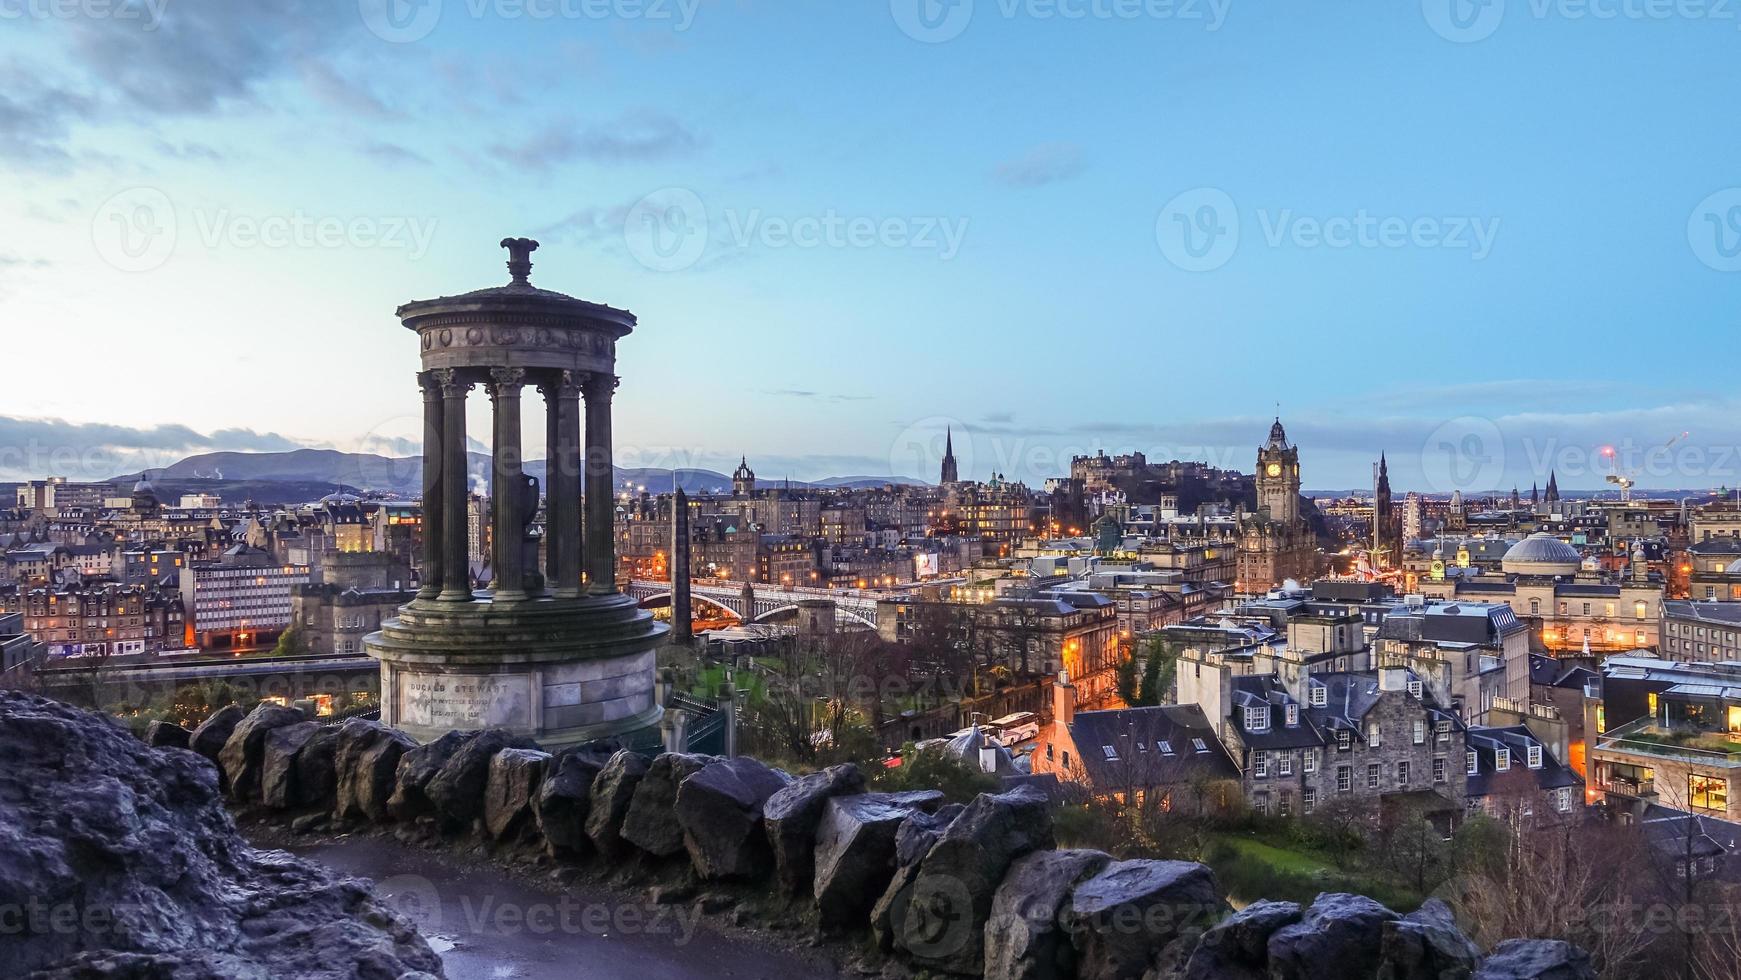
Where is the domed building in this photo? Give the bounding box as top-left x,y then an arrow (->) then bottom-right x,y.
1501,533 -> 1582,578
130,479 -> 161,518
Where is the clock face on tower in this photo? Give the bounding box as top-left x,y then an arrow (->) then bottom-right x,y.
1266,462 -> 1282,477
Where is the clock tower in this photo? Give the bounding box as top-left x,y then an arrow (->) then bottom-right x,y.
1256,417 -> 1300,523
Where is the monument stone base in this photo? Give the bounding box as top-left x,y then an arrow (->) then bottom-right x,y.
365,592 -> 666,750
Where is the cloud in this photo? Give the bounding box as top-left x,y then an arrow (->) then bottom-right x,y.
489,112 -> 703,170
152,138 -> 224,161
993,142 -> 1086,189
359,140 -> 430,166
0,415 -> 308,481
764,389 -> 872,404
538,202 -> 637,246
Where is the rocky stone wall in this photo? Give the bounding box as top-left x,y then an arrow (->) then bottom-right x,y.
0,692 -> 444,980
172,701 -> 1596,980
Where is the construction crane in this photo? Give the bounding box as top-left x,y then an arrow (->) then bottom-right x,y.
1600,446 -> 1635,502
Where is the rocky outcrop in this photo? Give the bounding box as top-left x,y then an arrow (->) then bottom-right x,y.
1065,859 -> 1225,980
0,691 -> 444,979
677,756 -> 791,879
763,763 -> 865,893
535,744 -> 616,858
871,802 -> 962,949
333,718 -> 417,823
483,747 -> 551,841
1178,899 -> 1302,980
259,720 -> 320,809
1380,898 -> 1482,980
218,702 -> 307,801
621,752 -> 713,857
143,719 -> 190,749
294,724 -> 341,809
891,784 -> 1054,975
586,748 -> 650,858
188,703 -> 244,764
425,729 -> 539,831
387,730 -> 473,822
1473,939 -> 1596,980
983,848 -> 1112,980
1268,893 -> 1401,980
813,791 -> 945,927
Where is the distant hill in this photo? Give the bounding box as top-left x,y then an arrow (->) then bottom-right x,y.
116,449 -> 925,502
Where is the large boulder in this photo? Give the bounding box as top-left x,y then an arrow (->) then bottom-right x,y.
892,785 -> 1055,975
218,703 -> 307,801
621,752 -> 713,857
1065,859 -> 1225,980
425,729 -> 540,831
0,691 -> 443,978
812,790 -> 945,927
763,763 -> 865,893
188,704 -> 245,765
387,730 -> 474,822
677,756 -> 791,880
258,721 -> 320,809
1268,893 -> 1401,980
1379,899 -> 1482,980
143,720 -> 190,750
766,762 -> 867,891
535,744 -> 617,858
586,749 -> 651,858
332,719 -> 416,823
871,803 -> 963,948
983,848 -> 1113,980
1179,899 -> 1302,980
293,725 -> 340,809
484,748 -> 552,840
1473,939 -> 1596,980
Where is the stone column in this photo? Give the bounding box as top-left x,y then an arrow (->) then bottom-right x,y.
671,486 -> 692,646
542,371 -> 584,599
417,371 -> 445,600
583,371 -> 619,595
438,370 -> 474,602
489,367 -> 528,603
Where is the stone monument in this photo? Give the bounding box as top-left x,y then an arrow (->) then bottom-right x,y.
365,239 -> 666,748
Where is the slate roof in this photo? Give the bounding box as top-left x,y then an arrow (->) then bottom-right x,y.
1464,725 -> 1582,797
1066,704 -> 1239,789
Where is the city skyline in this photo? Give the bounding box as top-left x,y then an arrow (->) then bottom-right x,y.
5,2 -> 1741,490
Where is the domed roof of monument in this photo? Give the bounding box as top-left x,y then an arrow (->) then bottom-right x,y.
1502,533 -> 1581,576
395,238 -> 636,333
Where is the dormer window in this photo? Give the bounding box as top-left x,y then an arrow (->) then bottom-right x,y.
1527,744 -> 1543,769
1496,748 -> 1511,772
1244,705 -> 1271,732
1407,680 -> 1423,699
1285,704 -> 1299,727
1310,686 -> 1327,707
1467,751 -> 1479,775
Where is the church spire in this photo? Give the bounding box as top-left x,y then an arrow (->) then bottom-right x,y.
940,426 -> 960,484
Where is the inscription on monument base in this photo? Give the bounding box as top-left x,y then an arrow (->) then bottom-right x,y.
398,671 -> 534,731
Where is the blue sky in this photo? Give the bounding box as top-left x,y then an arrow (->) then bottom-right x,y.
3,0 -> 1740,493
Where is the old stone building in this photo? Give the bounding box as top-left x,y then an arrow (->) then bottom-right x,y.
1236,419 -> 1319,592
